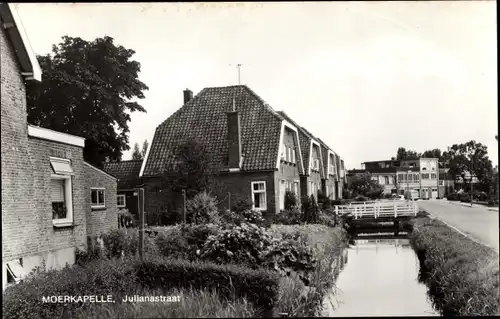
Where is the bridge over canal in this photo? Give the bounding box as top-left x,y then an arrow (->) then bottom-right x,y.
335,200 -> 419,234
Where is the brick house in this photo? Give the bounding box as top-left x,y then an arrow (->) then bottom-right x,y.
1,3 -> 118,289
103,159 -> 144,221
277,112 -> 342,201
139,85 -> 344,217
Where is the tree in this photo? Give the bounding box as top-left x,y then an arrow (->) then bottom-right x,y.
348,172 -> 384,199
421,148 -> 442,160
396,147 -> 407,160
27,35 -> 149,168
161,137 -> 220,199
132,143 -> 142,160
141,140 -> 149,158
396,147 -> 420,160
446,141 -> 493,191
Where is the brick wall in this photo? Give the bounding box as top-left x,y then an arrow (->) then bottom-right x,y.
217,171 -> 276,216
84,163 -> 118,238
1,25 -> 38,263
27,137 -> 87,257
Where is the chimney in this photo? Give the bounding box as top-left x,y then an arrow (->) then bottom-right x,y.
183,89 -> 193,104
227,99 -> 242,170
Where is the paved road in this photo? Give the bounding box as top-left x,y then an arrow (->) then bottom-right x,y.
417,200 -> 499,252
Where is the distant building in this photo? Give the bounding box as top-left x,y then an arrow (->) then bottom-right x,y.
348,158 -> 442,199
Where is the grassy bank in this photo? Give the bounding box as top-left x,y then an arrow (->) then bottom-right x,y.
73,287 -> 256,318
409,216 -> 500,316
270,224 -> 347,317
2,256 -> 277,319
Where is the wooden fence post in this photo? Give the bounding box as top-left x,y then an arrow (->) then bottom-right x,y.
138,188 -> 145,261
182,189 -> 187,225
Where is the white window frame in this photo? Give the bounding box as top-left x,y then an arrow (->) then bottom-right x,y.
293,181 -> 299,196
431,173 -> 437,179
292,149 -> 296,164
251,181 -> 267,211
91,187 -> 106,209
117,194 -> 126,208
51,174 -> 73,227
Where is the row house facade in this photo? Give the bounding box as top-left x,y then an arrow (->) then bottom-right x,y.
121,85 -> 346,219
1,3 -> 118,289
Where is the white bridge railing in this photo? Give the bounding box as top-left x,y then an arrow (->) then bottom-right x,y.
334,200 -> 418,219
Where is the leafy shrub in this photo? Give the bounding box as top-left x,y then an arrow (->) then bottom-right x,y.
353,194 -> 370,202
75,243 -> 102,266
383,193 -> 393,199
199,223 -> 276,267
317,190 -> 331,209
181,223 -> 219,251
318,209 -> 337,227
3,258 -> 138,319
154,226 -> 191,259
284,190 -> 298,210
263,233 -> 317,285
186,191 -> 220,224
101,228 -> 138,259
487,199 -> 499,206
118,208 -> 136,228
459,193 -> 471,203
302,195 -> 320,224
241,209 -> 265,226
137,256 -> 280,313
446,193 -> 459,201
273,207 -> 303,225
232,198 -> 253,214
220,209 -> 245,225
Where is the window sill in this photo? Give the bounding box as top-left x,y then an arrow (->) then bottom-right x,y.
91,206 -> 107,211
117,206 -> 126,209
52,220 -> 74,228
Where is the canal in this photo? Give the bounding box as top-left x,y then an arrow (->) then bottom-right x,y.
323,230 -> 439,317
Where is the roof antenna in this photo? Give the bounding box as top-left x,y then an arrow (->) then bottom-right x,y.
237,64 -> 242,85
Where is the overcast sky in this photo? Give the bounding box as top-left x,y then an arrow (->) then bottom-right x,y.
15,2 -> 498,169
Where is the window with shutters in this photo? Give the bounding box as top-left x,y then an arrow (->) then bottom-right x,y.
91,188 -> 106,208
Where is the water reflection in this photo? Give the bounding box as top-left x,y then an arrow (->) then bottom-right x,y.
323,233 -> 439,317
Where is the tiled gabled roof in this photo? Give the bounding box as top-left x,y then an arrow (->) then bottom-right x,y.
142,85 -> 284,177
103,160 -> 143,188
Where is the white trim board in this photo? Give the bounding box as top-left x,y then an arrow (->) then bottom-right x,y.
138,134 -> 153,177
276,120 -> 305,174
7,4 -> 42,81
28,125 -> 85,148
308,139 -> 324,176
